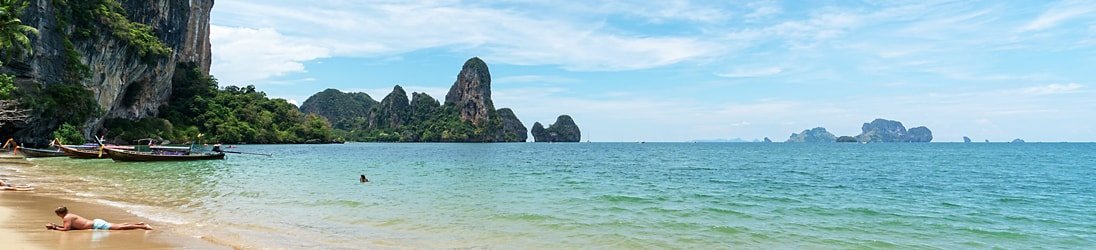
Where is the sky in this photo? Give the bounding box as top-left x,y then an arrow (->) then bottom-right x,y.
208,0 -> 1096,142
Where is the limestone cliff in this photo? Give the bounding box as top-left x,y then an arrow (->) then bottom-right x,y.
369,85 -> 411,130
496,108 -> 527,142
531,122 -> 546,142
4,0 -> 213,143
445,57 -> 493,126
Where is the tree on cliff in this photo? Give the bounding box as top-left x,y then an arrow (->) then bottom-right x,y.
0,0 -> 36,129
0,0 -> 38,58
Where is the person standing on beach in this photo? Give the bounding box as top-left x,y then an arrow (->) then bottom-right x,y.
45,206 -> 153,231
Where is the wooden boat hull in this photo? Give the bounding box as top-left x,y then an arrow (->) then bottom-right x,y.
19,147 -> 66,158
58,145 -> 109,159
105,148 -> 225,162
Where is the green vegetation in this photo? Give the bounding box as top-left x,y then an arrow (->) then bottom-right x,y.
0,0 -> 38,59
0,67 -> 13,99
20,82 -> 100,125
104,64 -> 338,144
339,106 -> 493,142
52,123 -> 84,144
52,0 -> 171,62
0,0 -> 37,99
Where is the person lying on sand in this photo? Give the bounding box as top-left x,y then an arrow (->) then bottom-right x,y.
45,206 -> 152,231
0,179 -> 34,191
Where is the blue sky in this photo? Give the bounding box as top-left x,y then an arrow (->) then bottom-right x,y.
209,0 -> 1096,142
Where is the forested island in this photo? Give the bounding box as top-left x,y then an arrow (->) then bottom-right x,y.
299,57 -> 580,142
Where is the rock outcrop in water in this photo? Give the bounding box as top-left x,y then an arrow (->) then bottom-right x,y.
855,118 -> 933,143
531,115 -> 581,142
786,127 -> 836,143
963,136 -> 972,143
906,126 -> 933,142
2,0 -> 214,143
496,108 -> 528,142
763,137 -> 773,143
1011,138 -> 1025,143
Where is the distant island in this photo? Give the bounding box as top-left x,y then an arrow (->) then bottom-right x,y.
300,58 -> 580,142
785,118 -> 933,143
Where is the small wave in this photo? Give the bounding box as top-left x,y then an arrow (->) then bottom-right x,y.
959,227 -> 1029,239
708,179 -> 735,184
709,225 -> 748,235
312,199 -> 365,208
93,199 -> 190,225
702,207 -> 752,218
492,212 -> 558,222
940,202 -> 964,207
596,194 -> 653,204
996,197 -> 1030,204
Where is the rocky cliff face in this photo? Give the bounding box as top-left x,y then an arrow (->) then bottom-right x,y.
905,126 -> 932,142
445,57 -> 493,126
300,89 -> 378,129
496,108 -> 527,142
369,85 -> 411,130
409,92 -> 440,125
786,127 -> 836,143
855,118 -> 933,143
530,122 -> 546,142
5,0 -> 213,142
856,119 -> 906,142
532,115 -> 581,142
297,57 -> 542,142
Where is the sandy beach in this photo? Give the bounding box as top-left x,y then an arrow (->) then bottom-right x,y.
0,157 -> 226,249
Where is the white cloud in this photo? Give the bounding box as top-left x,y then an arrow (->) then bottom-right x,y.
744,1 -> 781,21
210,25 -> 330,85
1019,1 -> 1096,32
1020,83 -> 1084,95
211,0 -> 723,83
493,75 -> 578,85
716,67 -> 783,78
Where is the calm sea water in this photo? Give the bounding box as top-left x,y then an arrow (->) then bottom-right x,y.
18,143 -> 1096,249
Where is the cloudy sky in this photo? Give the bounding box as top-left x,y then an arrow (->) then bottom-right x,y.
209,0 -> 1096,142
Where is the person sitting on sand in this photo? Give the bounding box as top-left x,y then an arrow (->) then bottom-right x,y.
45,206 -> 152,231
360,174 -> 369,183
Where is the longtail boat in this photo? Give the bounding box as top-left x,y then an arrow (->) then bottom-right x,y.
57,144 -> 132,159
104,147 -> 225,162
18,147 -> 66,158
58,144 -> 107,159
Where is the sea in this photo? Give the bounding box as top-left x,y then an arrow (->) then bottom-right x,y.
12,143 -> 1096,249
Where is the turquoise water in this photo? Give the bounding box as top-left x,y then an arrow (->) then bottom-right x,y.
19,143 -> 1096,248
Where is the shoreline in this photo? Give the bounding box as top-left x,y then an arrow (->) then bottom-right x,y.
0,158 -> 228,249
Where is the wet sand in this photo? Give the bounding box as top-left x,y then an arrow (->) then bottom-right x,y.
0,158 -> 227,249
